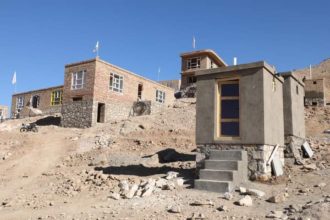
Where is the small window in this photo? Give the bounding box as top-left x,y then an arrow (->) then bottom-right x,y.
16,96 -> 24,112
218,80 -> 239,137
296,85 -> 299,95
110,72 -> 123,93
187,76 -> 197,84
313,81 -> 317,84
51,90 -> 63,106
71,70 -> 85,90
156,90 -> 165,103
186,57 -> 201,69
73,97 -> 83,102
138,84 -> 143,99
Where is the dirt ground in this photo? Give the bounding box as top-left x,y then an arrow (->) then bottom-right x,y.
0,98 -> 329,220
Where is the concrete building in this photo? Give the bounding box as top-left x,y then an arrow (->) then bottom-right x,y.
180,50 -> 227,89
11,86 -> 63,118
195,61 -> 285,181
303,78 -> 328,106
281,72 -> 305,139
0,105 -> 9,121
11,57 -> 175,127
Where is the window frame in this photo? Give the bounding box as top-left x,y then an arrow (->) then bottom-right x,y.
109,72 -> 124,93
215,78 -> 240,140
51,90 -> 63,106
16,96 -> 24,112
71,70 -> 85,90
156,89 -> 166,103
186,57 -> 201,70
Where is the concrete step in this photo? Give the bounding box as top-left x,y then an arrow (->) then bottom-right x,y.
209,150 -> 245,160
205,160 -> 238,170
199,169 -> 236,181
194,179 -> 232,193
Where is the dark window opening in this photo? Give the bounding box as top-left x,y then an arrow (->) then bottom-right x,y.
188,76 -> 197,84
32,95 -> 40,108
97,103 -> 105,123
296,85 -> 299,95
313,81 -> 317,84
219,80 -> 240,137
312,102 -> 317,106
138,84 -> 143,99
73,97 -> 83,102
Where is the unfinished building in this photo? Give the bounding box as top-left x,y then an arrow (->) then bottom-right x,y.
11,57 -> 175,127
0,105 -> 9,121
194,54 -> 305,192
180,50 -> 227,89
303,78 -> 328,106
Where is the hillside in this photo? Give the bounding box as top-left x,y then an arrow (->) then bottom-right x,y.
0,99 -> 329,219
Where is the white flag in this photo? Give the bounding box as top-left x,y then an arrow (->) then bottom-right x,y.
192,36 -> 196,49
12,72 -> 16,85
93,41 -> 99,53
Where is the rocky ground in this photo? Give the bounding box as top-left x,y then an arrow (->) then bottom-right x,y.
0,99 -> 329,220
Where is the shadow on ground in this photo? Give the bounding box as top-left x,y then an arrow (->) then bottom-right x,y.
143,148 -> 196,163
35,116 -> 61,126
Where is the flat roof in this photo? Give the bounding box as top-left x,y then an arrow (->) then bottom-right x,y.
13,85 -> 63,96
279,71 -> 304,87
180,49 -> 227,67
195,61 -> 284,83
65,57 -> 174,91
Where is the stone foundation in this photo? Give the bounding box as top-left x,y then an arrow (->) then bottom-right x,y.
196,144 -> 285,180
61,100 -> 94,128
304,98 -> 324,106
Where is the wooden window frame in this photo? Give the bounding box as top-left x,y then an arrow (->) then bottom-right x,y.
186,57 -> 201,70
51,90 -> 63,106
214,78 -> 240,141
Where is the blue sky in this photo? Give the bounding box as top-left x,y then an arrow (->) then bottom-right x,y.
1,0 -> 330,108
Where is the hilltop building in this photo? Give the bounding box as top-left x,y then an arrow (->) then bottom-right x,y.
0,105 -> 8,121
11,57 -> 174,127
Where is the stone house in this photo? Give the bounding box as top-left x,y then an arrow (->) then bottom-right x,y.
0,105 -> 9,120
303,78 -> 328,106
180,50 -> 227,89
11,57 -> 175,127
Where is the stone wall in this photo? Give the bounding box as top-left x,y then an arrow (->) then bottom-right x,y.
304,97 -> 324,106
61,100 -> 94,128
196,144 -> 285,180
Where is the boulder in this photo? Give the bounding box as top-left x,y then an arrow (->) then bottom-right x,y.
237,195 -> 253,207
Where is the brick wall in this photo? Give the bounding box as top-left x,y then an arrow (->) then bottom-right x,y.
11,86 -> 63,118
61,58 -> 175,127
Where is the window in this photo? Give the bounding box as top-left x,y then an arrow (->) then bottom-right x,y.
210,61 -> 214,69
16,96 -> 24,112
110,72 -> 123,93
156,90 -> 166,103
313,81 -> 317,84
218,80 -> 239,137
138,84 -> 143,99
73,97 -> 83,102
51,90 -> 63,106
187,76 -> 197,84
31,95 -> 40,108
186,57 -> 201,69
296,85 -> 299,95
71,70 -> 85,90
